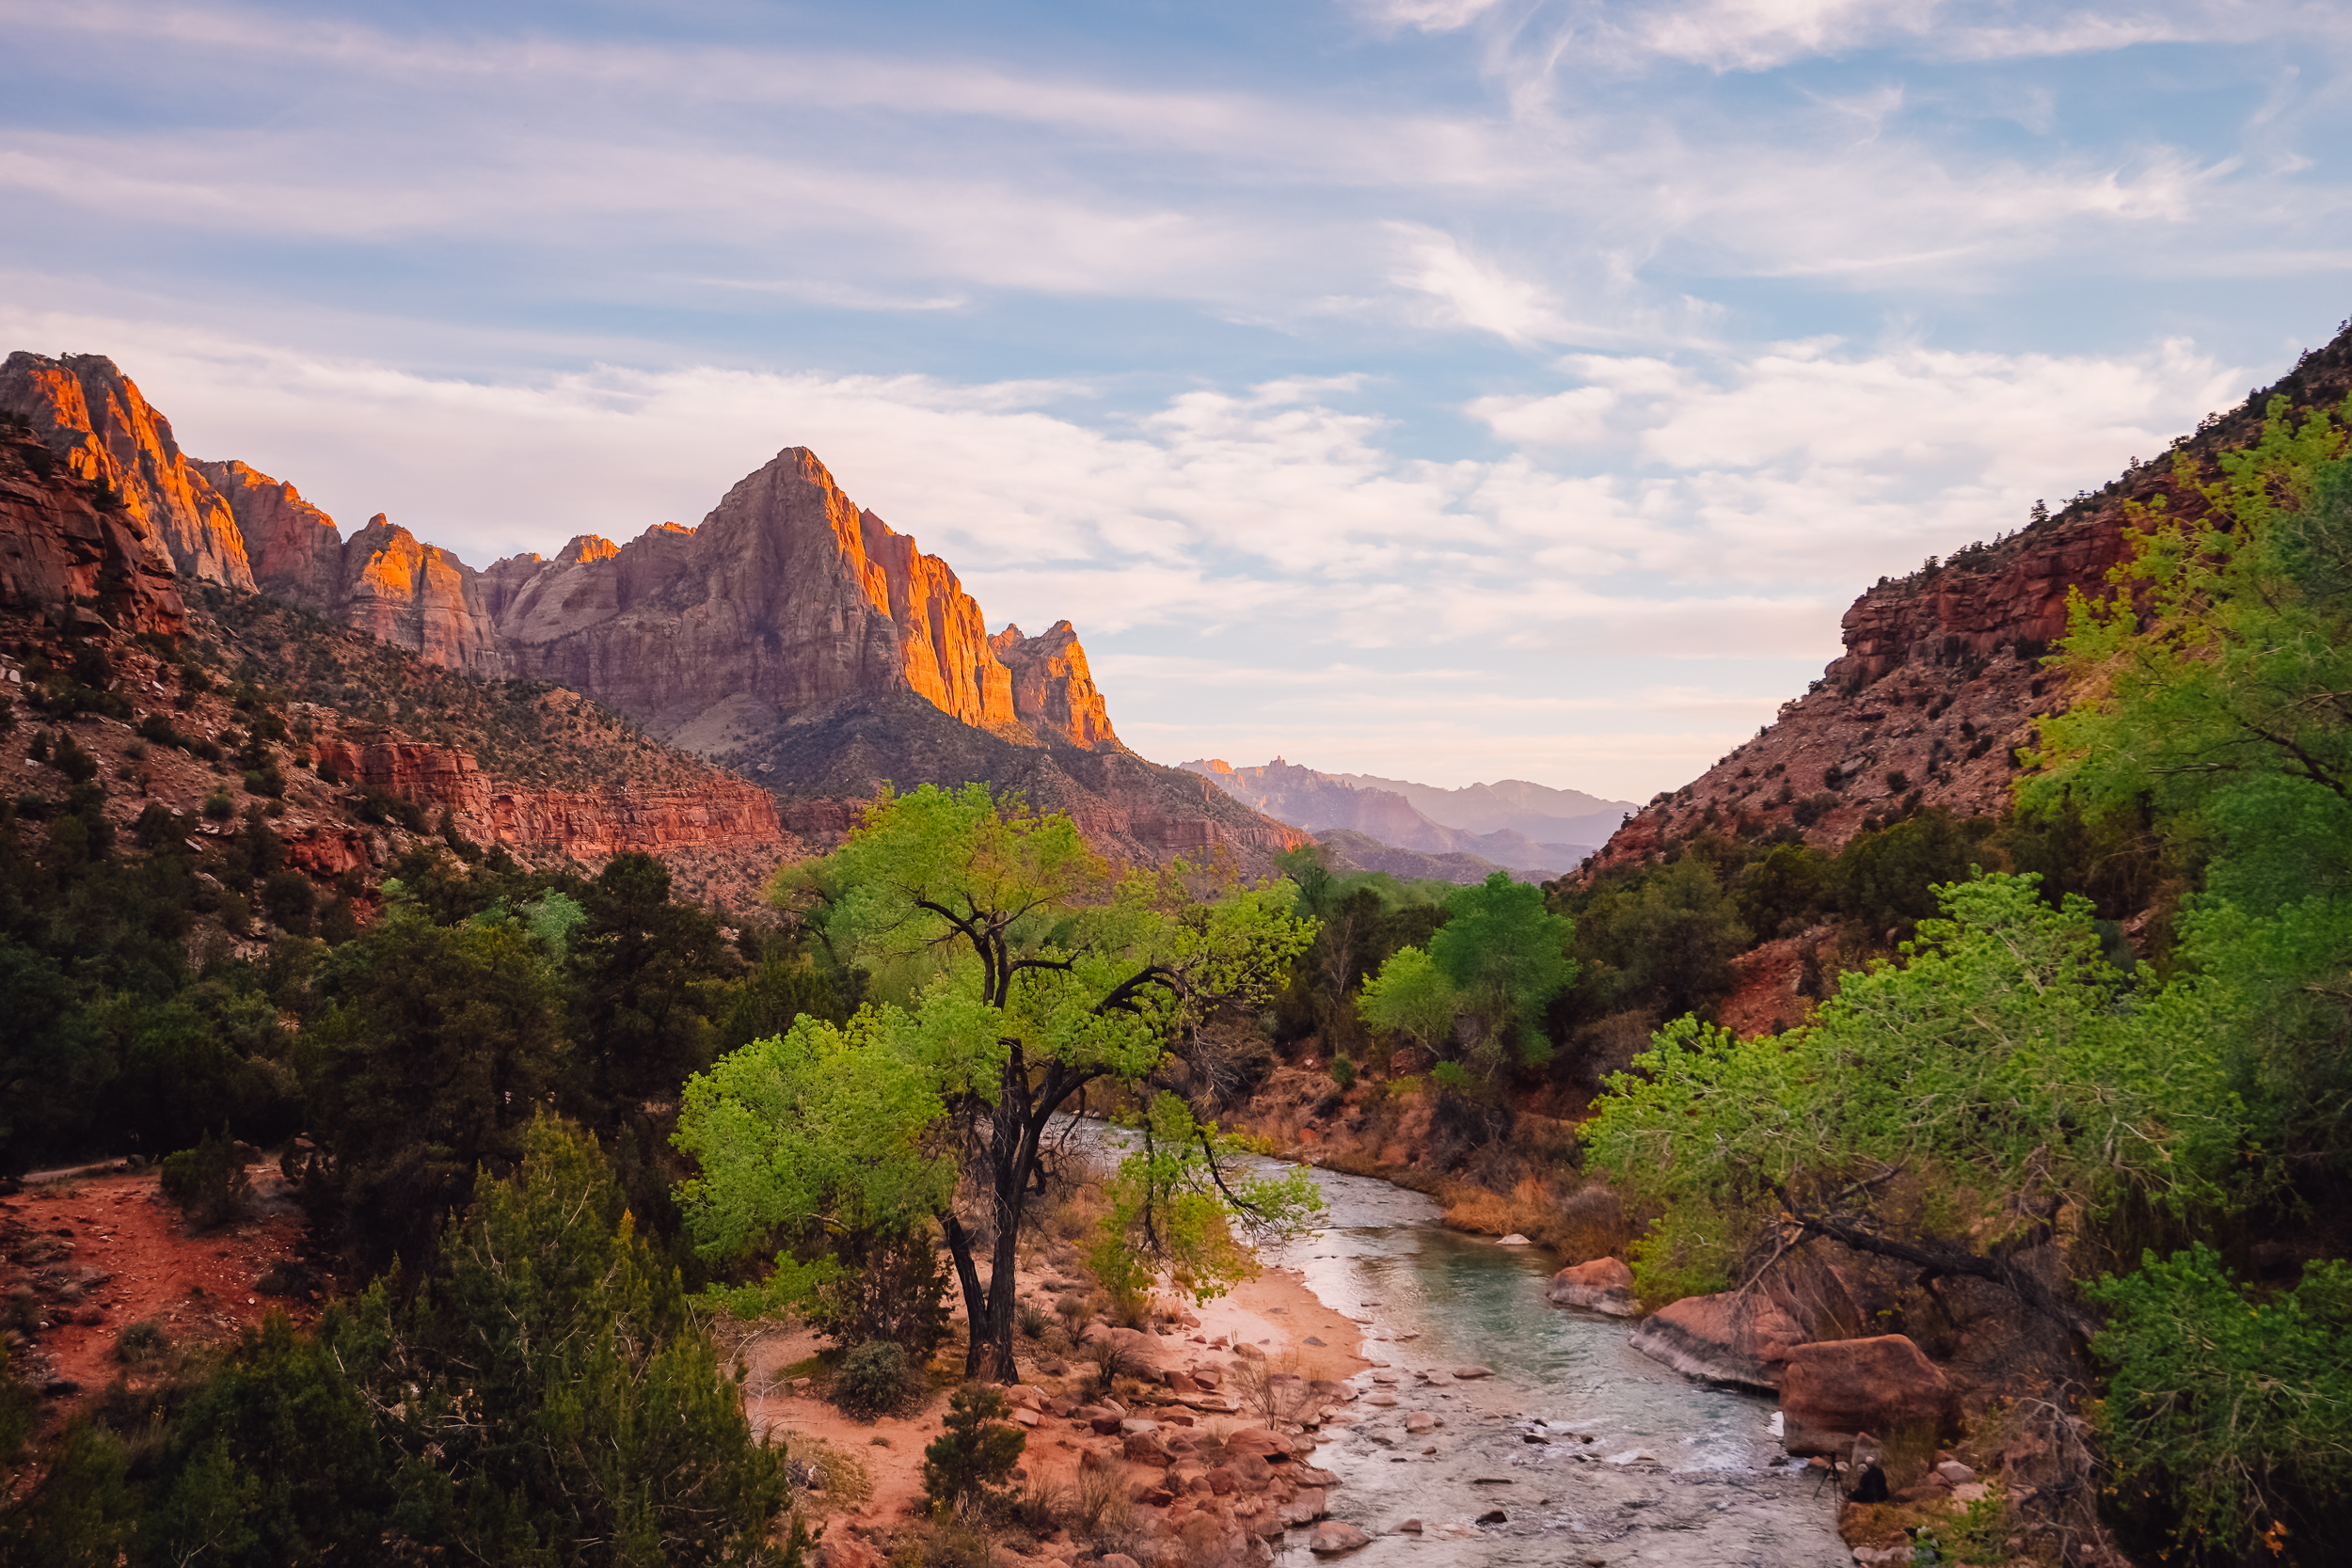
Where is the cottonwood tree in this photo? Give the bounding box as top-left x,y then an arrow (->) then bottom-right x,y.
675,784 -> 1317,1379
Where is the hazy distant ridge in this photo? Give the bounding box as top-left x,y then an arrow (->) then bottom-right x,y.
1179,756 -> 1634,881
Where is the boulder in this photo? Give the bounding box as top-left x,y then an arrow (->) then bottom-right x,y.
1546,1257 -> 1638,1317
1309,1521 -> 1371,1556
1279,1489 -> 1328,1527
1777,1335 -> 1954,1457
1628,1291 -> 1807,1392
1496,1233 -> 1531,1245
1122,1429 -> 1173,1465
1452,1365 -> 1495,1380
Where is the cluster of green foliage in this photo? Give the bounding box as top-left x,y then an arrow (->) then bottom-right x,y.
920,1385 -> 1025,1519
675,784 -> 1320,1378
0,1119 -> 800,1567
1357,871 -> 1576,1074
157,1126 -> 254,1230
2088,1246 -> 2352,1559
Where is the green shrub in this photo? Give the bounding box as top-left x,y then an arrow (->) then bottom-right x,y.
921,1384 -> 1025,1519
832,1340 -> 918,1420
1015,1300 -> 1048,1339
2090,1246 -> 2352,1563
1328,1055 -> 1357,1090
111,1320 -> 172,1366
160,1127 -> 253,1229
262,869 -> 315,937
201,790 -> 234,821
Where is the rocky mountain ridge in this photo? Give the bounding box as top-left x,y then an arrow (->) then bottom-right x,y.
1583,318 -> 2352,876
1183,755 -> 1628,880
2,350 -> 1303,873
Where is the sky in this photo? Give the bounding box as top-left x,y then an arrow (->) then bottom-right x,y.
5,1 -> 2350,799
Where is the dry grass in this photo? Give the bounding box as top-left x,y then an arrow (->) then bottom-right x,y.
1436,1168 -> 1635,1262
785,1436 -> 876,1513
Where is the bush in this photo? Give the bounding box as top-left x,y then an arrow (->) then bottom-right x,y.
1328,1054 -> 1357,1090
2090,1246 -> 2352,1564
111,1320 -> 172,1366
921,1384 -> 1025,1519
832,1339 -> 919,1420
201,790 -> 234,821
1015,1300 -> 1048,1338
804,1224 -> 952,1359
159,1127 -> 253,1229
262,869 -> 315,937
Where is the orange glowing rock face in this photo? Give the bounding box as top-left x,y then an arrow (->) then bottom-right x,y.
0,351 -> 254,591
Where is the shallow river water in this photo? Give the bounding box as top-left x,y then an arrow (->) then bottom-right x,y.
1065,1123 -> 1851,1567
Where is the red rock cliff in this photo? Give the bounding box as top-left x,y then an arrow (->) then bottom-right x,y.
315,729 -> 785,862
486,448 -> 1116,749
193,458 -> 344,609
0,353 -> 254,591
993,620 -> 1118,747
0,421 -> 185,639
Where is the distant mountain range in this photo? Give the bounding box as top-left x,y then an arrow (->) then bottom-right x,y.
1180,757 -> 1634,883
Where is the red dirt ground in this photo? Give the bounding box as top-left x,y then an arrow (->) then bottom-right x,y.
1,1160 -> 317,1412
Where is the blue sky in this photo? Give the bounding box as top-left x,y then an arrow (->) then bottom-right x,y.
6,0 -> 2349,797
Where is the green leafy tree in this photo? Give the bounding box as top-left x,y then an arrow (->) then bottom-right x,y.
675,784 -> 1317,1378
1584,874 -> 2240,1317
1357,871 -> 1575,1071
2090,1246 -> 2352,1565
1574,857 -> 1748,1021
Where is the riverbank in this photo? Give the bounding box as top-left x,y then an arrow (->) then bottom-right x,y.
733,1238 -> 1364,1562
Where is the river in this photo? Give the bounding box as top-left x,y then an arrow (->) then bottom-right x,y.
1065,1120 -> 1851,1566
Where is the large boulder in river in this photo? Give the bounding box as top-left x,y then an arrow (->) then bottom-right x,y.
1628,1291 -> 1806,1392
1778,1335 -> 1955,1458
1546,1257 -> 1637,1315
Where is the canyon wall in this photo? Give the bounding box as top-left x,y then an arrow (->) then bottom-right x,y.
0,353 -> 254,592
0,419 -> 186,639
313,728 -> 787,863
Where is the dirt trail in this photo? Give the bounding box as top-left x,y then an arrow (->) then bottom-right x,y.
2,1163 -> 316,1405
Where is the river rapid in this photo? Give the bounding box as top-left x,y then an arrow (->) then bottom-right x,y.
1065,1120 -> 1851,1566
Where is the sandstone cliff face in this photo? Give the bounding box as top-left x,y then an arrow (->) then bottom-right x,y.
993,620 -> 1117,747
342,515 -> 501,676
863,509 -> 1020,732
1584,321 -> 2352,874
315,728 -> 786,863
0,353 -> 253,591
193,458 -> 343,609
0,422 -> 185,638
487,449 -> 1118,750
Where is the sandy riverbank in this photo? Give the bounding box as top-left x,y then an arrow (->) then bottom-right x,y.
734,1256 -> 1363,1550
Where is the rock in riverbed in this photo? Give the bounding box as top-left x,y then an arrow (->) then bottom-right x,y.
1546,1256 -> 1639,1316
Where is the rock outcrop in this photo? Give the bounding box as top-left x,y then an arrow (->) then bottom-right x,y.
0,417 -> 185,639
192,459 -> 344,609
993,620 -> 1115,746
315,728 -> 786,863
1628,1291 -> 1807,1392
487,451 -> 1115,751
1583,318 -> 2352,874
1777,1335 -> 1955,1459
0,353 -> 253,591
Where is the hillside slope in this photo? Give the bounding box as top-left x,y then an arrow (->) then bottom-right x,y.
1585,320 -> 2352,878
